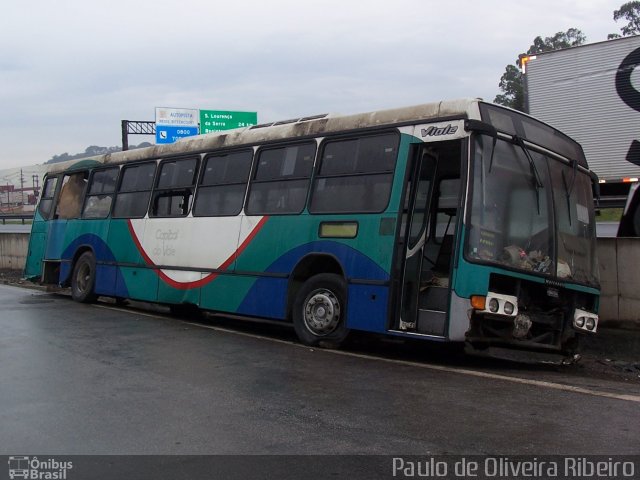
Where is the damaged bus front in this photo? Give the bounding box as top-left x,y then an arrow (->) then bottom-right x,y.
462,104 -> 599,361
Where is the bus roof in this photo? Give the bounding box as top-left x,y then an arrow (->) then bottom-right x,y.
46,98 -> 481,174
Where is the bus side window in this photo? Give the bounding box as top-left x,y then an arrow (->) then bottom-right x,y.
112,162 -> 157,218
38,176 -> 59,220
55,172 -> 88,219
193,150 -> 253,217
246,143 -> 315,215
309,133 -> 398,214
82,167 -> 119,219
150,157 -> 199,217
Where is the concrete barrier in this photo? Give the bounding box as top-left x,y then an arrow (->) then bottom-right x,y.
0,231 -> 637,326
0,232 -> 29,270
598,237 -> 640,327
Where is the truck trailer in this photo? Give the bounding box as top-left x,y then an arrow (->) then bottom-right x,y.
521,35 -> 640,224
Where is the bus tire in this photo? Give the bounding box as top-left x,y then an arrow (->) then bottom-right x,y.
292,273 -> 349,348
71,251 -> 97,303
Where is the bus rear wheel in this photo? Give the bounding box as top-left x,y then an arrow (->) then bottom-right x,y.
293,273 -> 349,348
71,251 -> 97,303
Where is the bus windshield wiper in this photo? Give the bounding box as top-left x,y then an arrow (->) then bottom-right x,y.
561,159 -> 578,226
514,136 -> 543,214
487,135 -> 498,173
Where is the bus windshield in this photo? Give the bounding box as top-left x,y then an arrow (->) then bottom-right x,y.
467,135 -> 599,287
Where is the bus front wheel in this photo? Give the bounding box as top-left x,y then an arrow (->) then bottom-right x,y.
293,273 -> 349,348
71,251 -> 97,303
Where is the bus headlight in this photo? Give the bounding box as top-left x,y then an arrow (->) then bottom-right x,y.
488,298 -> 499,313
573,308 -> 598,333
482,293 -> 518,317
503,302 -> 515,315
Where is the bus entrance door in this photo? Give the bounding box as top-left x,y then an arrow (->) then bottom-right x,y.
399,148 -> 437,333
400,146 -> 460,337
417,195 -> 458,337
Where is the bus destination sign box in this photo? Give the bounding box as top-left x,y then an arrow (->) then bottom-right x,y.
200,110 -> 258,134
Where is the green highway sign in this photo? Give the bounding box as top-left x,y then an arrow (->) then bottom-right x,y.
199,110 -> 258,134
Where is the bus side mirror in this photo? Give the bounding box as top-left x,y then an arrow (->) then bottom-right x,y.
464,120 -> 498,137
589,171 -> 600,202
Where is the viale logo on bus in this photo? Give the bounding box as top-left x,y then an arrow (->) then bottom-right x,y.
421,124 -> 458,137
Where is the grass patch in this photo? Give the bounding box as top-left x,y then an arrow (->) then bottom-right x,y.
596,208 -> 623,222
0,220 -> 32,225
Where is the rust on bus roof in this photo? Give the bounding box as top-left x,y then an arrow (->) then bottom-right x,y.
46,98 -> 481,174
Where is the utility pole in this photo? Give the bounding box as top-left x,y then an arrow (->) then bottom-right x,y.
20,169 -> 25,205
3,179 -> 9,209
32,174 -> 40,200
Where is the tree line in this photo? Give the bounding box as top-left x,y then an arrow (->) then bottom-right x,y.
45,142 -> 153,164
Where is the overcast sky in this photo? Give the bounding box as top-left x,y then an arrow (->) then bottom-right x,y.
0,0 -> 628,171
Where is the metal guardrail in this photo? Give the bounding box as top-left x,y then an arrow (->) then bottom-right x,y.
0,213 -> 34,225
597,196 -> 628,209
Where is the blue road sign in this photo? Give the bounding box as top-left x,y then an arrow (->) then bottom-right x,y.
156,125 -> 199,144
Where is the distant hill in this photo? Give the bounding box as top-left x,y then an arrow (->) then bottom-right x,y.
45,142 -> 153,164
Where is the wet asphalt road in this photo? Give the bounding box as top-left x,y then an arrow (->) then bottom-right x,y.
0,284 -> 639,456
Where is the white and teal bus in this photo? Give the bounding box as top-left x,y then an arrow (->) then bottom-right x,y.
25,99 -> 600,361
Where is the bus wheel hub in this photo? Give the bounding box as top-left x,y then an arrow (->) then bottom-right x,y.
304,291 -> 340,335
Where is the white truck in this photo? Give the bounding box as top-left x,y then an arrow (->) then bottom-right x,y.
521,35 -> 640,235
